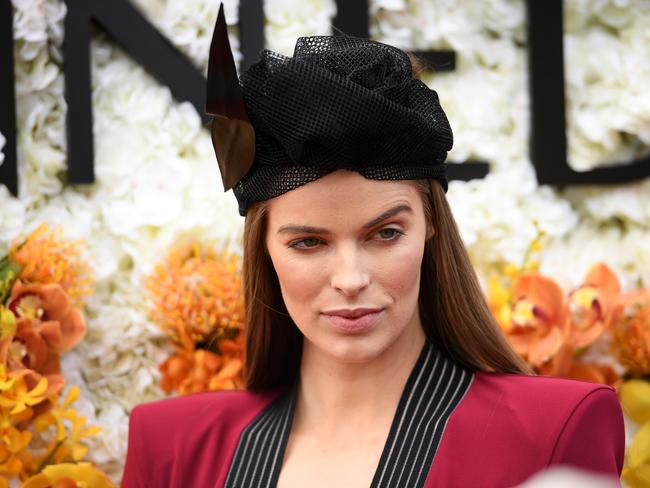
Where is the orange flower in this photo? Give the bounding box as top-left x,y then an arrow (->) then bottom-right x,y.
566,362 -> 621,388
146,239 -> 245,350
159,352 -> 193,394
503,273 -> 568,368
566,263 -> 620,349
21,462 -> 114,488
9,224 -> 93,306
611,289 -> 650,377
8,281 -> 86,357
148,239 -> 247,394
160,347 -> 244,395
0,281 -> 83,406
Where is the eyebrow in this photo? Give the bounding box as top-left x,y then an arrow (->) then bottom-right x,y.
276,204 -> 413,235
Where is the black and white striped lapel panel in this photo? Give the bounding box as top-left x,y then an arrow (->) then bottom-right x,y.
224,341 -> 473,488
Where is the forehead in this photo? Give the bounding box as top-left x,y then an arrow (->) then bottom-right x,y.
266,170 -> 422,227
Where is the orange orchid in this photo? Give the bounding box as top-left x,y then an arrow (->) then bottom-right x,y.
0,282 -> 84,405
502,273 -> 568,368
566,263 -> 621,350
1,317 -> 66,403
537,342 -> 621,388
8,281 -> 86,355
611,289 -> 650,377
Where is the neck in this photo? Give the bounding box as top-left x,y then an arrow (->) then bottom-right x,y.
294,320 -> 427,435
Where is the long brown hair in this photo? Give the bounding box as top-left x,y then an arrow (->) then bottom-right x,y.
242,178 -> 532,390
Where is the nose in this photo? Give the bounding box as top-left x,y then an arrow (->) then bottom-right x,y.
329,244 -> 370,297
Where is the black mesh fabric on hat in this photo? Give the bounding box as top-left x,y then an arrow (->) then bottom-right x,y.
233,35 -> 453,215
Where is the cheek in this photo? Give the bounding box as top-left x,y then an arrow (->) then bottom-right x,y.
373,240 -> 425,301
269,250 -> 324,317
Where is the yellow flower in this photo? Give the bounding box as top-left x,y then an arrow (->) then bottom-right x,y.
487,276 -> 513,332
63,410 -> 102,461
0,307 -> 16,338
0,375 -> 48,415
620,380 -> 650,425
0,365 -> 18,393
0,426 -> 31,476
36,389 -> 76,442
21,462 -> 114,488
622,421 -> 650,487
0,452 -> 22,476
33,387 -> 101,464
2,426 -> 31,452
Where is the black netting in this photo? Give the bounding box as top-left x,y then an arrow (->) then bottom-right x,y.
233,35 -> 453,216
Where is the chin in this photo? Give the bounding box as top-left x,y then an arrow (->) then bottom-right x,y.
308,329 -> 396,365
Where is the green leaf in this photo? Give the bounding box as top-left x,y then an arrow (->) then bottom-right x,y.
0,255 -> 22,304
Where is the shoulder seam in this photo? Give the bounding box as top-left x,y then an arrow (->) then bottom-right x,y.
546,386 -> 614,467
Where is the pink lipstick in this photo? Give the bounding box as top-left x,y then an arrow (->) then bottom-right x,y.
321,308 -> 384,334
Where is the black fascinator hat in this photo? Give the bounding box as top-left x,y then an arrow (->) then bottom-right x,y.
206,3 -> 453,216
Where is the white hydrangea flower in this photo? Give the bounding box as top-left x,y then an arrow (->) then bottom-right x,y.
448,165 -> 579,281
564,0 -> 650,170
12,0 -> 67,204
562,178 -> 650,226
265,0 -> 337,55
539,221 -> 644,291
130,0 -> 241,71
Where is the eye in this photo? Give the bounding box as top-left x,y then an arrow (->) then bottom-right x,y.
289,237 -> 322,249
374,228 -> 403,240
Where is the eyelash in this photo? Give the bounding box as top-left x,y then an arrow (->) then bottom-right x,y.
288,227 -> 404,250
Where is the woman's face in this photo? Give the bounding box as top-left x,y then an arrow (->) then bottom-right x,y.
265,170 -> 431,364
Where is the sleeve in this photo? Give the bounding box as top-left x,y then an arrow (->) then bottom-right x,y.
121,404 -> 147,487
548,387 -> 625,478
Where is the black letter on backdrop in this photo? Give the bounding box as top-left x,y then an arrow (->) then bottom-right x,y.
239,0 -> 265,70
334,0 -> 489,183
0,1 -> 17,195
527,0 -> 650,186
62,0 -> 208,184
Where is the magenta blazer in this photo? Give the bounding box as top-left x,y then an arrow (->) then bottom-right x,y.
122,342 -> 624,487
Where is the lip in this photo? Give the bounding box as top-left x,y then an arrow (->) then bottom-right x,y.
321,308 -> 385,333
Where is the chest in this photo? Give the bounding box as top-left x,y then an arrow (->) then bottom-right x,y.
276,428 -> 388,488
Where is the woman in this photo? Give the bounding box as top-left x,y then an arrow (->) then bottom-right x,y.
122,5 -> 624,487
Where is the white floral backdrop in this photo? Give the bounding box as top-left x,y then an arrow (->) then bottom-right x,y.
2,0 -> 649,481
